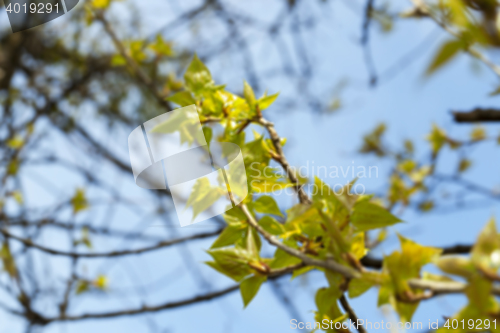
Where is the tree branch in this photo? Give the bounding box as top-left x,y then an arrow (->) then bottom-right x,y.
42,265 -> 298,324
257,117 -> 311,204
239,203 -> 360,279
453,108 -> 500,123
408,278 -> 500,297
0,228 -> 221,258
361,243 -> 473,269
95,11 -> 172,110
340,295 -> 368,333
410,0 -> 500,78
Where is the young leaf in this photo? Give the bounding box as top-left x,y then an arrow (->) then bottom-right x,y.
245,227 -> 260,259
426,124 -> 447,153
185,177 -> 224,220
206,247 -> 253,282
351,201 -> 402,231
291,266 -> 314,280
6,135 -> 24,150
210,223 -> 247,249
252,196 -> 283,217
166,91 -> 196,107
270,246 -> 302,269
258,216 -> 285,235
471,218 -> 500,273
426,39 -> 463,75
75,280 -> 90,295
202,126 -> 213,146
470,126 -> 486,142
93,275 -> 108,290
257,92 -> 279,110
71,188 -> 89,214
184,54 -> 214,94
436,256 -> 475,278
314,287 -> 343,322
240,275 -> 266,307
348,271 -> 381,298
243,81 -> 256,109
0,243 -> 16,279
458,158 -> 472,173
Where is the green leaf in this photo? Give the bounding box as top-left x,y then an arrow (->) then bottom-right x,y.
150,105 -> 202,146
0,243 -> 16,279
240,275 -> 266,307
75,280 -> 90,295
245,226 -> 260,259
166,91 -> 196,107
489,86 -> 500,96
270,246 -> 301,269
202,126 -> 213,146
185,177 -> 224,221
470,126 -> 486,142
206,247 -> 253,282
465,275 -> 492,313
458,158 -> 472,173
471,218 -> 500,273
111,54 -> 126,67
426,39 -> 463,75
149,34 -> 174,57
253,196 -> 283,217
348,274 -> 377,298
314,287 -> 343,322
258,216 -> 285,235
71,188 -> 89,214
291,266 -> 314,280
6,135 -> 24,149
359,123 -> 386,156
351,201 -> 402,231
184,54 -> 214,94
11,191 -> 23,205
93,275 -> 108,290
243,81 -> 256,108
257,92 -> 279,110
211,224 -> 247,249
436,256 -> 475,278
383,236 -> 442,321
427,123 -> 448,154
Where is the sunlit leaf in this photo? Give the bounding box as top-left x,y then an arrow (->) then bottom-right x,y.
426,39 -> 463,75
252,196 -> 283,217
71,188 -> 89,214
351,201 -> 402,231
240,275 -> 266,307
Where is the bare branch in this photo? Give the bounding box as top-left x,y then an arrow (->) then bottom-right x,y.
257,117 -> 311,204
453,108 -> 500,123
0,228 -> 221,258
340,295 -> 368,333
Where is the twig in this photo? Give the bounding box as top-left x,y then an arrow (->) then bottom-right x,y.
257,117 -> 311,204
340,295 -> 368,333
239,204 -> 359,279
361,243 -> 473,269
0,228 -> 221,258
408,278 -> 500,297
41,264 -> 299,323
453,108 -> 500,123
94,11 -> 172,110
410,0 -> 500,78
